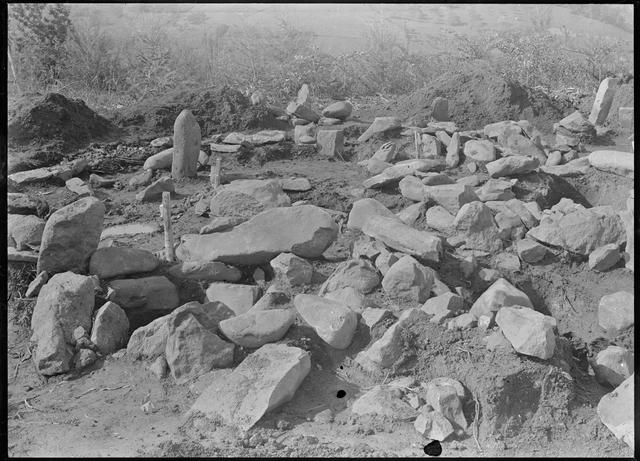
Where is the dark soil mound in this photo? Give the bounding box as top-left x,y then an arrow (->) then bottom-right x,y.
8,92 -> 119,148
112,86 -> 288,138
7,93 -> 120,174
379,64 -> 575,133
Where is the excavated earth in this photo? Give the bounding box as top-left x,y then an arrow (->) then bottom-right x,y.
6,77 -> 635,457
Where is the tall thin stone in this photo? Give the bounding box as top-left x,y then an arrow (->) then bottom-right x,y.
446,132 -> 461,168
172,109 -> 201,179
588,78 -> 619,126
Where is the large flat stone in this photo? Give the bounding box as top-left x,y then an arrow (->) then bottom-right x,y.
89,247 -> 159,279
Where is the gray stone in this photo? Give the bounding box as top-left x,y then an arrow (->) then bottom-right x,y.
361,307 -> 395,329
363,159 -> 445,189
219,309 -> 295,348
397,202 -> 425,226
324,287 -> 365,313
149,355 -> 169,379
414,409 -> 455,440
375,249 -> 400,276
322,101 -> 352,119
382,255 -> 434,304
37,197 -> 105,275
464,140 -> 496,162
418,134 -> 443,158
474,179 -> 515,202
89,247 -> 159,279
294,294 -> 358,349
176,205 -> 338,265
357,117 -> 402,143
597,374 -> 634,449
167,261 -> 242,282
399,175 -> 426,202
588,150 -> 634,177
31,272 -> 95,375
470,278 -> 533,319
319,259 -> 380,295
619,209 -> 634,271
436,130 -> 451,147
65,177 -> 93,197
199,217 -> 244,234
423,184 -> 480,215
545,151 -> 562,166
8,214 -> 45,251
516,238 -> 547,263
589,78 -> 619,125
453,201 -> 502,252
493,252 -> 521,272
351,235 -> 386,260
8,193 -> 49,217
90,301 -> 130,355
422,292 -> 464,316
25,271 -> 49,298
484,121 -> 523,139
431,97 -> 449,121
425,378 -> 468,431
486,156 -> 539,178
189,343 -> 311,431
126,301 -> 233,361
270,253 -> 313,286
445,132 -> 461,168
135,177 -> 175,202
165,312 -> 234,383
371,142 -> 398,163
588,243 -> 621,272
280,177 -> 312,192
362,216 -> 442,263
351,385 -> 418,420
317,130 -> 345,158
495,306 -> 556,359
347,199 -> 399,233
421,172 -> 454,186
598,291 -> 634,333
109,276 -> 179,313
213,179 -> 290,210
129,169 -> 154,187
592,346 -> 634,387
425,205 -> 455,233
286,101 -> 320,123
447,312 -> 477,330
205,283 -> 262,316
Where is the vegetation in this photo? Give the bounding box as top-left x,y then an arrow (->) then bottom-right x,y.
7,4 -> 634,111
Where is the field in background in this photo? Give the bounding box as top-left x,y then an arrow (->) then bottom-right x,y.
7,4 -> 634,113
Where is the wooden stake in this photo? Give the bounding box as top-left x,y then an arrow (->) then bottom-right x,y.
414,131 -> 421,158
161,192 -> 175,262
210,157 -> 221,188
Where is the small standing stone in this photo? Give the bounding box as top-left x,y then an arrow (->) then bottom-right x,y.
431,97 -> 449,122
588,78 -> 619,126
317,130 -> 344,158
172,109 -> 201,179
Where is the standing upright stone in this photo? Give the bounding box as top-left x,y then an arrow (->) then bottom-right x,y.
589,78 -> 619,126
446,133 -> 461,168
432,97 -> 449,122
172,109 -> 201,179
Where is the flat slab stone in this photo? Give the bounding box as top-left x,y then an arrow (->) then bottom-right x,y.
189,343 -> 311,431
100,223 -> 161,240
588,150 -> 634,177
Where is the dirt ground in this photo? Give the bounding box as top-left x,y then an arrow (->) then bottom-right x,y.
6,78 -> 635,457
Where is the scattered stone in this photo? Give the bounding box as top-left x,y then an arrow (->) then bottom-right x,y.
352,385 -> 418,420
619,208 -> 634,271
464,140 -> 496,162
484,121 -> 523,139
475,179 -> 515,202
588,150 -> 634,177
8,167 -> 57,185
516,238 -> 547,263
592,346 -> 634,387
596,374 -> 634,449
65,177 -> 93,197
363,159 -> 445,189
493,252 -> 521,272
176,205 -> 338,265
206,283 -> 262,316
109,276 -> 179,313
7,214 -> 45,251
424,205 -> 455,233
436,130 -> 451,147
425,378 -> 468,430
423,184 -> 480,215
414,409 -> 455,441
25,271 -> 49,298
89,247 -> 159,279
418,134 -> 443,158
294,294 -> 358,349
8,193 -> 49,217
420,172 -> 454,186
459,255 -> 478,279
126,301 -> 234,361
495,306 -> 556,359
270,253 -> 313,286
319,258 -> 380,295
499,132 -> 547,163
371,142 -> 398,163
150,136 -> 172,148
135,176 -> 175,202
149,355 -> 169,379
470,278 -> 533,319
352,235 -> 386,260
355,308 -> 427,371
90,301 -> 130,355
324,287 -> 365,313
483,330 -> 513,352
453,201 -> 502,252
128,169 -> 154,187
166,261 -> 241,283
422,292 -> 464,316
397,202 -> 424,226
322,101 -> 352,119
357,117 -> 402,143
199,216 -> 244,234
219,309 -> 295,348
362,215 -> 442,263
280,177 -> 312,192
445,132 -> 461,168
588,244 -> 621,272
545,151 -> 562,166
598,291 -> 634,333
375,249 -> 400,276
399,175 -> 426,202
382,255 -> 434,304
317,130 -> 344,158
447,312 -> 477,330
486,156 -> 539,178
8,247 -> 39,263
286,101 -> 320,123
37,197 -> 105,275
213,179 -> 291,211
360,158 -> 392,175
31,272 -> 95,375
189,343 -> 311,431
589,78 -> 619,125
361,307 -> 395,329
74,349 -> 98,369
165,311 -> 235,383
294,124 -> 316,145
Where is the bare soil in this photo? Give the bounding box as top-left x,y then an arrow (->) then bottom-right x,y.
6,78 -> 634,457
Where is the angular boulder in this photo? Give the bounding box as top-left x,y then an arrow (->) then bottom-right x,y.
176,205 -> 338,265
7,214 -> 46,251
347,198 -> 399,231
598,291 -> 634,333
469,278 -> 533,319
382,255 -> 434,304
495,306 -> 557,359
423,184 -> 480,215
167,261 -> 242,282
319,258 -> 380,295
270,253 -> 314,286
351,385 -> 418,421
212,179 -> 291,210
205,283 -> 262,316
109,276 -> 179,313
294,294 -> 358,349
37,197 -> 105,275
219,309 -> 296,348
90,301 -> 130,355
588,150 -> 634,178
597,374 -> 634,449
453,201 -> 502,252
89,247 -> 159,279
486,156 -> 539,178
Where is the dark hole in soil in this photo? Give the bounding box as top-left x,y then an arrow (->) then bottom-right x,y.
336,390 -> 346,398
